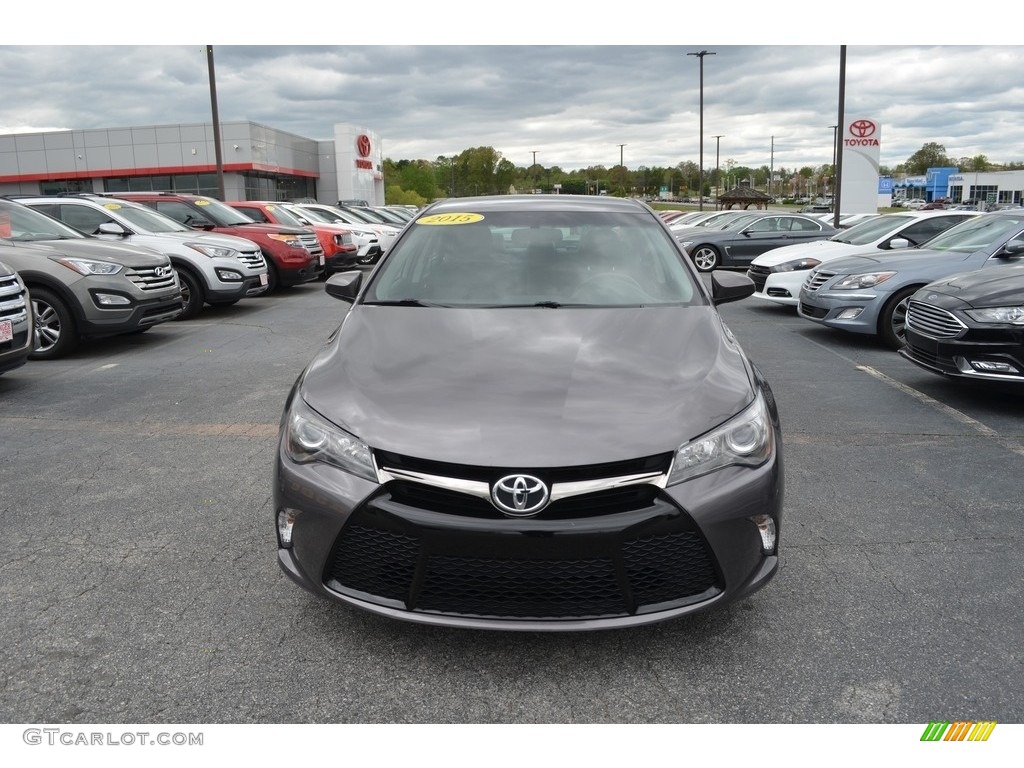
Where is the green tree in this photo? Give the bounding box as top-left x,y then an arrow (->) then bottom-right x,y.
904,142 -> 954,175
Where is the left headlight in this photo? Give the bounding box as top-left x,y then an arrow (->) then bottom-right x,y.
186,242 -> 241,259
667,391 -> 774,486
965,306 -> 1024,324
284,397 -> 377,482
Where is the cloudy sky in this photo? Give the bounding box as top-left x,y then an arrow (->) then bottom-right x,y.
2,12 -> 1016,174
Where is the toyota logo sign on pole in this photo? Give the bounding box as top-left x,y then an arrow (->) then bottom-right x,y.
840,117 -> 882,214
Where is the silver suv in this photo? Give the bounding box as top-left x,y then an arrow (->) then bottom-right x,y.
0,260 -> 33,374
0,198 -> 183,359
20,195 -> 268,320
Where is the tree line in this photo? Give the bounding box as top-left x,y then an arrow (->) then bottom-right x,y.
383,142 -> 1024,206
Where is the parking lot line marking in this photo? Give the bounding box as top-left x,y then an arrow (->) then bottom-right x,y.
856,365 -> 1024,458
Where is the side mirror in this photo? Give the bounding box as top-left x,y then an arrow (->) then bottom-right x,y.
888,237 -> 910,250
710,270 -> 755,305
325,270 -> 363,302
97,222 -> 127,237
185,216 -> 215,230
1000,240 -> 1024,258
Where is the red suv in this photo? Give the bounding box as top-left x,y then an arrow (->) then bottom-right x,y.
109,193 -> 323,291
225,201 -> 359,275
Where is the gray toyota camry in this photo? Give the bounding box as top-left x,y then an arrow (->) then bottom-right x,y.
274,195 -> 783,630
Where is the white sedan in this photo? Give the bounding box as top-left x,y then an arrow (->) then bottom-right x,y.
746,211 -> 977,306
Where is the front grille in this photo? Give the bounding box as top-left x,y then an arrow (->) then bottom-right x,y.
903,342 -> 955,373
324,488 -> 721,620
747,265 -> 769,292
237,250 -> 266,269
298,233 -> 323,257
803,270 -> 835,292
125,265 -> 178,292
800,302 -> 828,319
906,300 -> 966,339
0,274 -> 28,322
375,450 -> 673,488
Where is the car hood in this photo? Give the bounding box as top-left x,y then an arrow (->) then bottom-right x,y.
2,237 -> 171,266
822,248 -> 976,275
157,230 -> 261,252
299,306 -> 756,467
753,240 -> 869,266
916,264 -> 1024,307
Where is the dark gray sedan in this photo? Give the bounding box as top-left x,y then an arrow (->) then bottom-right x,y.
678,213 -> 840,272
274,195 -> 784,631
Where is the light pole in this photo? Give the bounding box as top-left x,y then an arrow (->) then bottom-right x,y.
688,50 -> 715,210
713,135 -> 723,200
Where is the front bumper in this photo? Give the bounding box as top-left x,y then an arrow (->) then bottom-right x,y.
798,288 -> 885,336
274,436 -> 783,631
748,267 -> 808,307
901,326 -> 1024,383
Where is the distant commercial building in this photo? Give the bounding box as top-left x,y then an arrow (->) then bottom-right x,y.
893,167 -> 1023,205
0,121 -> 384,205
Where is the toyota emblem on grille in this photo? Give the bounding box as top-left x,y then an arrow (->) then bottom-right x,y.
491,474 -> 549,517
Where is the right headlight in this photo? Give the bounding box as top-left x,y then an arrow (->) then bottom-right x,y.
186,242 -> 241,259
667,392 -> 773,486
964,306 -> 1024,324
284,397 -> 377,482
830,271 -> 897,290
772,257 -> 821,272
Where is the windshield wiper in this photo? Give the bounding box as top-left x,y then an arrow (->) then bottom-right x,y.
363,298 -> 449,307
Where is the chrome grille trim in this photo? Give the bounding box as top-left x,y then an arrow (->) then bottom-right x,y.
125,265 -> 178,291
237,251 -> 266,269
906,301 -> 967,339
804,270 -> 836,292
297,233 -> 323,256
376,466 -> 668,504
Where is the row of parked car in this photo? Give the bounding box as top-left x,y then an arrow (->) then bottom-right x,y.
0,194 -> 415,375
655,205 -> 1024,387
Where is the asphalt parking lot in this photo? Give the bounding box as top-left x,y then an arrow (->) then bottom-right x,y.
1,275 -> 1022,724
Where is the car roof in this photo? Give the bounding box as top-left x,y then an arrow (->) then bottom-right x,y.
423,194 -> 651,215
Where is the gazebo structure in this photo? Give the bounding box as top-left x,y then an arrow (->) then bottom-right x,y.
717,182 -> 773,210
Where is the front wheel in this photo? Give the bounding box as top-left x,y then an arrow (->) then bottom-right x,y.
175,268 -> 204,320
879,286 -> 919,350
691,245 -> 720,273
29,288 -> 78,360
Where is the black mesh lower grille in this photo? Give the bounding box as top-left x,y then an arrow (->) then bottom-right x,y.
324,489 -> 721,620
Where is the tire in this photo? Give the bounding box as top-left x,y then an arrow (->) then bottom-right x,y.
265,262 -> 280,293
878,286 -> 919,350
691,245 -> 720,273
29,287 -> 78,360
175,268 -> 204,321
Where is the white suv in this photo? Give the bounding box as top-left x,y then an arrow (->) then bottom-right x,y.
21,195 -> 269,319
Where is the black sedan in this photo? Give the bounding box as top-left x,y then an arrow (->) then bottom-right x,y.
274,195 -> 784,631
678,213 -> 840,272
899,263 -> 1024,385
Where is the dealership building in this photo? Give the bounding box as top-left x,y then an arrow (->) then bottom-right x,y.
0,121 -> 384,205
893,167 -> 1024,205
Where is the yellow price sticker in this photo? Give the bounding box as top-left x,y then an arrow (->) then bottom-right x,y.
416,213 -> 485,225
102,203 -> 122,210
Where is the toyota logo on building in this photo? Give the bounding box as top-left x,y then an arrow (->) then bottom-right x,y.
849,119 -> 877,138
356,134 -> 372,158
491,474 -> 550,517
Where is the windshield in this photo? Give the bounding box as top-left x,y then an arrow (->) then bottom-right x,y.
831,214 -> 914,245
289,205 -> 329,224
108,202 -> 190,233
260,204 -> 307,228
190,197 -> 263,227
0,199 -> 88,241
920,213 -> 1024,252
365,209 -> 701,308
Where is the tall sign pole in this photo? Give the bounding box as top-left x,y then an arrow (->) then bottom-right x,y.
688,50 -> 715,210
207,45 -> 226,200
